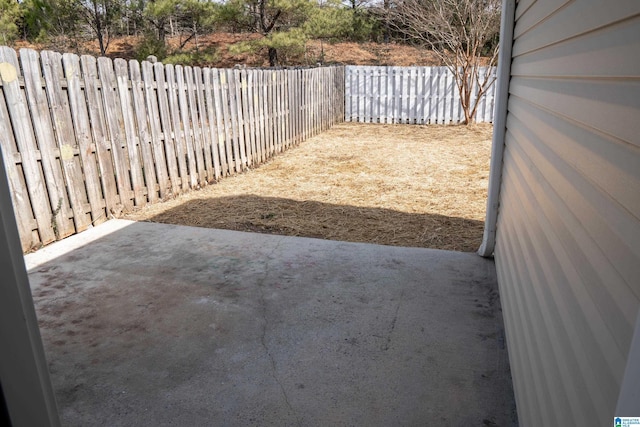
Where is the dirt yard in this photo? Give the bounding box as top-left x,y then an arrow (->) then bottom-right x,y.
126,123 -> 493,252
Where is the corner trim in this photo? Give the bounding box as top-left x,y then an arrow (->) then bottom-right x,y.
479,0 -> 517,257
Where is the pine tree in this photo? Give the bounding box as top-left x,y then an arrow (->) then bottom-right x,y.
0,0 -> 22,45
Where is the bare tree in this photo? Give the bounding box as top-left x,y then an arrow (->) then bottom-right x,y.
72,0 -> 123,56
384,0 -> 501,124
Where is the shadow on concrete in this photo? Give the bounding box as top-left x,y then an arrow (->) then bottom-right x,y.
141,194 -> 485,252
25,219 -> 517,426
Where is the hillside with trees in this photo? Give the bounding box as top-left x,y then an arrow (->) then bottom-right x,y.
2,0 -> 500,123
4,0 -> 382,65
3,0 -> 498,66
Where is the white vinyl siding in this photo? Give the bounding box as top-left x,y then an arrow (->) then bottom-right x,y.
494,1 -> 640,425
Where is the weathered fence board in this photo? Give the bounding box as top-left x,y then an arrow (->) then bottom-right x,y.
0,47 -> 56,245
210,69 -> 229,176
276,71 -> 285,151
202,68 -> 221,180
219,70 -> 238,173
129,60 -> 159,204
345,65 -> 496,124
194,67 -> 215,182
0,75 -> 35,251
43,51 -> 93,232
256,70 -> 267,162
38,51 -> 90,235
81,55 -> 120,214
0,46 -> 344,250
175,65 -> 198,189
164,64 -> 190,191
218,70 -> 235,175
239,70 -> 251,166
140,61 -> 171,199
232,69 -> 247,167
98,57 -> 135,211
20,49 -> 74,239
250,70 -> 260,162
115,58 -> 147,207
287,70 -> 296,147
263,70 -> 273,157
246,71 -> 259,165
184,67 -> 205,185
63,53 -> 105,225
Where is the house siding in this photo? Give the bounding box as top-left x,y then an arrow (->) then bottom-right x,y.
495,1 -> 640,425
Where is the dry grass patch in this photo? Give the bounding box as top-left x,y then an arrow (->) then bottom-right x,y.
126,123 -> 493,252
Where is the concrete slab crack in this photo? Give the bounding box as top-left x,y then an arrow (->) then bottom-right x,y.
257,238 -> 302,426
381,290 -> 405,351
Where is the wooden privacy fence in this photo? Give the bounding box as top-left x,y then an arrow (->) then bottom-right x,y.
345,65 -> 496,124
0,46 -> 345,251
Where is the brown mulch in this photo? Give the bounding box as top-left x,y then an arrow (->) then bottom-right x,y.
125,122 -> 493,252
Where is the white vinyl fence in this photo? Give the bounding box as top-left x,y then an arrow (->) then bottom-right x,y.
345,65 -> 496,124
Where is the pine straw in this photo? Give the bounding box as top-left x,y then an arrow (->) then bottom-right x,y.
126,123 -> 493,252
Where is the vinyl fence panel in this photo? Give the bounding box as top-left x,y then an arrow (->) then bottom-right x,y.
345,65 -> 496,124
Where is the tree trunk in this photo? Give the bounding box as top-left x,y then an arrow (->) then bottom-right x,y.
268,47 -> 278,67
96,25 -> 106,56
383,0 -> 390,43
459,77 -> 474,125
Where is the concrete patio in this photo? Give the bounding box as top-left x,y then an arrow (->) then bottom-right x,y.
25,219 -> 517,426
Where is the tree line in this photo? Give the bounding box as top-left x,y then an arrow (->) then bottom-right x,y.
1,0 -> 389,64
0,0 -> 501,123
